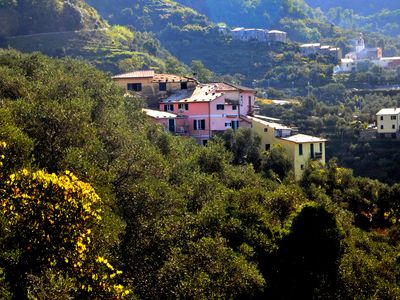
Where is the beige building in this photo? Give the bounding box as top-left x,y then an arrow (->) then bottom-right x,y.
112,70 -> 198,107
247,116 -> 327,180
376,108 -> 400,138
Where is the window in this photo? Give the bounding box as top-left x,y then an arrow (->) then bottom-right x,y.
178,103 -> 189,111
301,164 -> 304,170
319,143 -> 322,152
164,104 -> 174,112
202,140 -> 208,146
265,144 -> 271,151
232,105 -> 237,110
181,82 -> 188,90
264,128 -> 268,132
127,83 -> 142,91
391,115 -> 397,120
381,125 -> 384,129
380,116 -> 383,120
310,144 -> 314,159
216,104 -> 225,110
159,82 -> 167,91
231,120 -> 239,130
393,124 -> 396,129
225,122 -> 231,128
194,119 -> 206,130
299,144 -> 303,156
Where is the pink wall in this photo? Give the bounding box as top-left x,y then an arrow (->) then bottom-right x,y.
239,92 -> 256,116
161,102 -> 211,138
160,91 -> 255,142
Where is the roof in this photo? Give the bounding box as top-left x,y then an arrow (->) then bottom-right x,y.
380,57 -> 400,61
152,74 -> 196,83
142,108 -> 177,119
212,82 -> 240,92
225,82 -> 256,92
112,70 -> 155,79
248,116 -> 292,130
268,30 -> 286,34
341,58 -> 354,63
161,84 -> 223,103
231,27 -> 245,32
280,134 -> 327,144
254,114 -> 281,122
376,108 -> 400,116
300,43 -> 321,48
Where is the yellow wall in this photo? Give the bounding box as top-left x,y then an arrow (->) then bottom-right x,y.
251,118 -> 325,180
250,118 -> 281,150
278,140 -> 326,180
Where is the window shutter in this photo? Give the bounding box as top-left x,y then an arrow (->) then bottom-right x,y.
194,120 -> 197,130
201,120 -> 205,130
164,105 -> 167,112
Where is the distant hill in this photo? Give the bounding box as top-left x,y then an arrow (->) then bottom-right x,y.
86,0 -> 210,32
0,0 -> 189,75
0,0 -> 106,37
305,0 -> 400,15
305,0 -> 400,37
173,0 -> 316,28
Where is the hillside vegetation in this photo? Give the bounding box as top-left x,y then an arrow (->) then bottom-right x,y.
306,0 -> 400,15
0,0 -> 105,36
174,0 -> 316,28
87,0 -> 209,32
0,49 -> 399,299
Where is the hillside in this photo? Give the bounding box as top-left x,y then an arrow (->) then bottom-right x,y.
0,0 -> 189,74
1,25 -> 187,74
306,0 -> 400,37
306,0 -> 400,15
86,0 -> 210,32
0,0 -> 106,37
173,0 -> 316,28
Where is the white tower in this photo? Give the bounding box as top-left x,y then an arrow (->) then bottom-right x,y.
355,32 -> 365,53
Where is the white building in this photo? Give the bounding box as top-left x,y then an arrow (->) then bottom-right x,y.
376,108 -> 400,138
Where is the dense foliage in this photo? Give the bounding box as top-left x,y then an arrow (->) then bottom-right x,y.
174,0 -> 315,28
0,49 -> 399,299
87,0 -> 209,32
0,0 -> 105,36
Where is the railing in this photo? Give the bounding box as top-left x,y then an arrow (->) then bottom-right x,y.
314,152 -> 323,159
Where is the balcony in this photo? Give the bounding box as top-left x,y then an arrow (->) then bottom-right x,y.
314,152 -> 323,160
174,125 -> 189,136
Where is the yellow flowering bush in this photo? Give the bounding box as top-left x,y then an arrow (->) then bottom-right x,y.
0,143 -> 130,298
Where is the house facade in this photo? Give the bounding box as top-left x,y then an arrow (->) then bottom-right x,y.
267,30 -> 287,43
230,28 -> 287,43
300,43 -> 342,60
112,70 -> 198,107
248,116 -> 326,180
159,83 -> 256,144
376,108 -> 400,138
142,108 -> 177,133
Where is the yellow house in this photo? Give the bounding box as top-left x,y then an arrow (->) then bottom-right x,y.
376,108 -> 400,138
247,116 -> 327,180
112,70 -> 198,107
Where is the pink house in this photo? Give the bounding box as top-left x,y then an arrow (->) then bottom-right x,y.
159,83 -> 256,144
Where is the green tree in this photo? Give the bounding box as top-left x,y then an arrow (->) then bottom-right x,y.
261,144 -> 293,181
191,60 -> 214,83
269,203 -> 344,298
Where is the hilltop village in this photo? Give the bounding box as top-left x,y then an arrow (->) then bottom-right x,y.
112,70 -> 326,179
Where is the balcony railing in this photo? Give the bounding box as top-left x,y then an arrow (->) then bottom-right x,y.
314,152 -> 323,159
